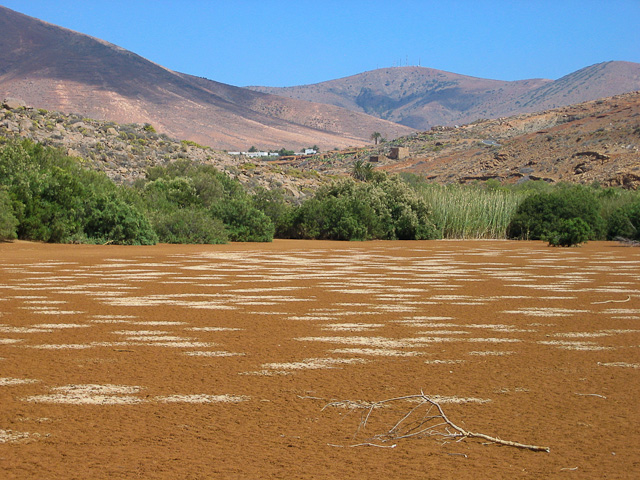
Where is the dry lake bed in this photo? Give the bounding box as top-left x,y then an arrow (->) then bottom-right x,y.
1,239 -> 639,479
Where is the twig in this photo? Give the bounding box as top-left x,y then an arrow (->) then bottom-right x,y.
591,296 -> 631,304
575,393 -> 607,399
326,391 -> 550,453
351,442 -> 397,448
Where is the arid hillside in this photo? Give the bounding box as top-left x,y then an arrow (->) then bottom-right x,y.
288,91 -> 640,189
249,62 -> 640,130
3,90 -> 639,194
0,6 -> 412,151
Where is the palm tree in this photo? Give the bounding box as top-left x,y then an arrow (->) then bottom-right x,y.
351,160 -> 374,181
370,132 -> 382,145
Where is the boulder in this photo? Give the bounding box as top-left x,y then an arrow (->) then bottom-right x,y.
2,98 -> 27,110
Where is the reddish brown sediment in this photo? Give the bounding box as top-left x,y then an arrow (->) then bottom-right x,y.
0,240 -> 639,479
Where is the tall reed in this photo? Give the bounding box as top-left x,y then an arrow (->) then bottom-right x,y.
420,184 -> 527,239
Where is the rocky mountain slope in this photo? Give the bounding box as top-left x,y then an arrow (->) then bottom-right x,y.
0,99 -> 333,197
307,90 -> 640,189
0,6 -> 412,152
2,86 -> 638,196
249,62 -> 640,130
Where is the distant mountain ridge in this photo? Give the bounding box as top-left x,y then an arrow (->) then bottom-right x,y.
0,6 -> 412,151
248,62 -> 640,130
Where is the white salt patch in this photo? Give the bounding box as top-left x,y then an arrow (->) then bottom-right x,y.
0,429 -> 32,443
133,321 -> 187,326
24,300 -> 67,304
24,344 -> 93,350
262,357 -> 368,370
32,324 -> 90,329
113,330 -> 169,336
0,326 -> 53,333
538,340 -> 614,351
154,394 -> 249,403
0,339 -> 23,344
465,338 -> 522,343
0,377 -> 39,386
140,342 -> 216,348
503,308 -> 589,317
468,351 -> 516,356
288,316 -> 336,321
32,310 -> 84,315
416,330 -> 468,335
53,384 -> 141,395
186,327 -> 242,332
322,323 -> 384,332
553,332 -> 610,338
126,336 -> 190,342
424,359 -> 465,365
23,394 -> 143,405
598,362 -> 640,369
296,336 -> 416,349
330,348 -> 420,357
184,351 -> 245,357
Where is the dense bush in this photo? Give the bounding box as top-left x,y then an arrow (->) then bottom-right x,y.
83,192 -> 158,245
286,176 -> 439,241
251,187 -> 295,238
150,207 -> 227,244
507,184 -> 605,244
2,137 -> 639,247
0,188 -> 18,241
607,197 -> 640,240
0,138 -> 156,244
545,218 -> 591,247
136,159 -> 274,243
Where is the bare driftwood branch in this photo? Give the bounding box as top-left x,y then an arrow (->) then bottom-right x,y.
591,295 -> 631,304
326,391 -> 550,453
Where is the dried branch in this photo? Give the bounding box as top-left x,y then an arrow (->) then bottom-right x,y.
591,295 -> 631,304
326,391 -> 550,453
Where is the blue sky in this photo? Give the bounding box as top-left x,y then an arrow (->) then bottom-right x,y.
2,0 -> 639,87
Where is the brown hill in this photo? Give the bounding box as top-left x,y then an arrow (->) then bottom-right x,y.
293,91 -> 640,189
249,63 -> 640,130
0,6 -> 413,151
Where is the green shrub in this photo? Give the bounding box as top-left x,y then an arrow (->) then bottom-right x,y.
138,159 -> 274,242
251,187 -> 295,238
151,208 -> 228,244
0,138 -> 156,244
210,198 -> 274,242
0,188 -> 18,241
507,184 -> 605,241
545,218 -> 591,246
607,198 -> 640,240
83,192 -> 157,245
288,175 -> 439,241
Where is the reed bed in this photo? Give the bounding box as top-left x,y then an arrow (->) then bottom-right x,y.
420,185 -> 527,239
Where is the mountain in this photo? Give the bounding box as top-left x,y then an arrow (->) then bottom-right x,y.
248,62 -> 640,130
0,6 -> 413,151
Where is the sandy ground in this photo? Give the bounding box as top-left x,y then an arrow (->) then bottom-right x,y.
0,239 -> 639,479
